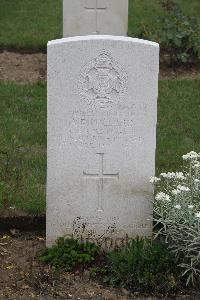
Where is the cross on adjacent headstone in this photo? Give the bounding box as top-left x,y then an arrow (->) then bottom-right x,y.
83,153 -> 119,212
85,0 -> 107,34
63,0 -> 129,37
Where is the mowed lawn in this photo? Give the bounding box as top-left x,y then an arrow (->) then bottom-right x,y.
0,80 -> 199,214
0,82 -> 46,213
0,0 -> 200,48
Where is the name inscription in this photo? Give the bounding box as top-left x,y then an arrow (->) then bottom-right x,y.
69,108 -> 140,149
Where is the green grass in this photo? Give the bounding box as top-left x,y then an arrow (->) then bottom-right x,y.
129,0 -> 200,35
0,0 -> 200,49
0,0 -> 62,49
0,82 -> 46,213
0,80 -> 199,214
157,80 -> 200,173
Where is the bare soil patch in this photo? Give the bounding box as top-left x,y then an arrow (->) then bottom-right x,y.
0,232 -> 199,300
0,208 -> 45,232
0,232 -> 145,300
0,51 -> 46,83
160,64 -> 200,80
0,51 -> 199,84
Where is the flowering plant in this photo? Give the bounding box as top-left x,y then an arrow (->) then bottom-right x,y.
150,151 -> 200,285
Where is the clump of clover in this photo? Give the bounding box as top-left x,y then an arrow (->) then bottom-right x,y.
150,151 -> 200,286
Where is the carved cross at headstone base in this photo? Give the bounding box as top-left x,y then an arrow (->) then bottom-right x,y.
83,153 -> 119,212
85,0 -> 107,34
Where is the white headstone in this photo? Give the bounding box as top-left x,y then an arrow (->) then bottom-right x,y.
63,0 -> 128,37
47,36 -> 159,248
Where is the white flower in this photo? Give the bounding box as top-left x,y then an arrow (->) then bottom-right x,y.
172,189 -> 181,195
195,212 -> 200,218
175,205 -> 181,209
149,176 -> 161,183
194,179 -> 200,183
155,192 -> 171,202
193,162 -> 200,169
160,172 -> 167,178
160,172 -> 185,180
188,205 -> 194,209
155,192 -> 165,200
175,172 -> 185,180
177,185 -> 190,192
164,194 -> 171,202
182,151 -> 199,161
160,172 -> 175,179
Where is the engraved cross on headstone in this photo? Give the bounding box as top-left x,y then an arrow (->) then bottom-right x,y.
83,153 -> 119,212
85,0 -> 107,34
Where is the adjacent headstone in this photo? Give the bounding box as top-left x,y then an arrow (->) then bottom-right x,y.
63,0 -> 129,37
47,35 -> 159,248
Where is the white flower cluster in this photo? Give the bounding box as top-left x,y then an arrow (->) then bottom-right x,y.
172,189 -> 181,195
149,176 -> 161,183
155,192 -> 171,202
172,185 -> 190,195
174,205 -> 181,209
160,172 -> 185,180
195,212 -> 200,218
182,151 -> 200,161
177,185 -> 190,192
188,205 -> 194,209
193,161 -> 200,169
152,150 -> 200,285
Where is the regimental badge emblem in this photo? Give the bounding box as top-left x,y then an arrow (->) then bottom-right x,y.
78,50 -> 127,109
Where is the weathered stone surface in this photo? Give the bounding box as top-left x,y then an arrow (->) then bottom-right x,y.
47,36 -> 159,248
63,0 -> 128,37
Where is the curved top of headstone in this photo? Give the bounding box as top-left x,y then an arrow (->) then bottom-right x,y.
48,35 -> 159,48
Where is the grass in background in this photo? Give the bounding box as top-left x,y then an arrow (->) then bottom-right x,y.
0,0 -> 200,49
0,0 -> 62,49
129,0 -> 200,36
0,82 -> 46,213
157,79 -> 200,173
0,80 -> 199,214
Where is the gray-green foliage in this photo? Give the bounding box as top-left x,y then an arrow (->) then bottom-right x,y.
132,0 -> 200,65
152,151 -> 200,285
